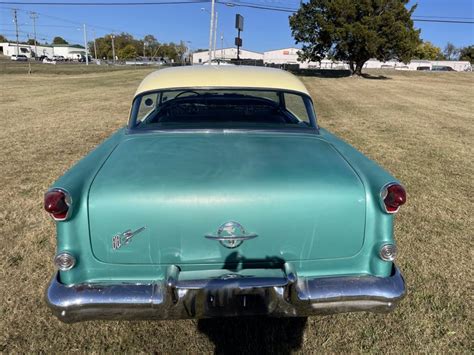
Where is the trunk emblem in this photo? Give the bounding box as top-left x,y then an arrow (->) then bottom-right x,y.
112,227 -> 146,250
205,221 -> 258,249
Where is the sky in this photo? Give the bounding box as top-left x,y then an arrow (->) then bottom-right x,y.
0,0 -> 473,52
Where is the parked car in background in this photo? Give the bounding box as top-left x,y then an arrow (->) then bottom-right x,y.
203,58 -> 235,65
45,66 -> 407,323
416,66 -> 431,71
52,55 -> 65,62
10,54 -> 28,61
42,57 -> 57,65
432,65 -> 456,72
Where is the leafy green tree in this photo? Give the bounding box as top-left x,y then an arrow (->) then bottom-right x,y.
289,0 -> 421,75
118,43 -> 137,59
414,41 -> 444,60
458,45 -> 473,63
52,36 -> 68,45
93,35 -> 113,59
157,43 -> 179,61
0,34 -> 8,42
91,32 -> 185,62
443,42 -> 458,60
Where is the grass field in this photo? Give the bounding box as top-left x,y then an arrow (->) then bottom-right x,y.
0,67 -> 472,353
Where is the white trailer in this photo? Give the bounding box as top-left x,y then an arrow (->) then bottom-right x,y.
0,43 -> 33,58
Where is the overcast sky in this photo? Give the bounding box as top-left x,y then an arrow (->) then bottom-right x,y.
0,0 -> 472,51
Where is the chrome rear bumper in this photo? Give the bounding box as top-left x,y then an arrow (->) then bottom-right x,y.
45,264 -> 406,323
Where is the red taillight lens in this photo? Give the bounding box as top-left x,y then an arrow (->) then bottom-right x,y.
44,189 -> 70,220
382,184 -> 406,213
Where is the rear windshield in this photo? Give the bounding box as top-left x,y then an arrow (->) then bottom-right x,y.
129,88 -> 316,130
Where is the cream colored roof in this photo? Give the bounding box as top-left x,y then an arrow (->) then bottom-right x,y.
134,66 -> 309,96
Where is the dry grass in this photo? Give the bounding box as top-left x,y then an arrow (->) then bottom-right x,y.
0,68 -> 472,353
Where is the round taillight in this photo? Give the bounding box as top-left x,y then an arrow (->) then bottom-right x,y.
44,189 -> 70,221
381,183 -> 406,213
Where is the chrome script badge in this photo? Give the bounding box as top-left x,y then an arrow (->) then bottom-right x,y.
112,227 -> 146,250
205,221 -> 258,249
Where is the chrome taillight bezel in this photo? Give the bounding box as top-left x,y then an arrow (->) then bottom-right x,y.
54,252 -> 76,271
379,243 -> 397,261
380,182 -> 406,214
44,187 -> 72,221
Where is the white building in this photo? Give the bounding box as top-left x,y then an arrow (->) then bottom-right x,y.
51,44 -> 86,60
362,59 -> 472,71
0,42 -> 86,59
263,47 -> 300,65
192,47 -> 263,64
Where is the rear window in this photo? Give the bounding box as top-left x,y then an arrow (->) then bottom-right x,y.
130,88 -> 316,130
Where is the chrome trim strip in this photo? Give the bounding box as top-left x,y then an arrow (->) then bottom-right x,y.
45,266 -> 406,323
204,233 -> 258,241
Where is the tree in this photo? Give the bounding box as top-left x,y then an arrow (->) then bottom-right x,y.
0,34 -> 8,42
26,39 -> 36,45
289,0 -> 421,75
413,41 -> 444,60
118,44 -> 137,59
143,34 -> 158,57
52,36 -> 68,45
458,45 -> 474,63
443,42 -> 459,60
175,40 -> 188,62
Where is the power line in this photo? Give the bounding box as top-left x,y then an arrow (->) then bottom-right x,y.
0,28 -> 83,42
415,15 -> 474,20
413,19 -> 474,24
0,5 -> 155,39
0,23 -> 79,28
0,1 -> 210,5
223,1 -> 474,23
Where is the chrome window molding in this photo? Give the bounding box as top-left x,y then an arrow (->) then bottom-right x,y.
127,86 -> 319,131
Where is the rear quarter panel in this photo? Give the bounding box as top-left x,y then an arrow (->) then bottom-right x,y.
320,128 -> 402,277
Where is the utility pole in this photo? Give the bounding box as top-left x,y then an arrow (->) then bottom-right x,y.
30,12 -> 38,58
12,9 -> 19,56
221,34 -> 224,59
143,41 -> 146,58
111,34 -> 116,64
208,0 -> 215,63
82,24 -> 89,65
92,29 -> 97,60
213,11 -> 218,60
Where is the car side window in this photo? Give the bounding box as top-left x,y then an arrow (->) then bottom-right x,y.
283,93 -> 310,124
137,93 -> 159,122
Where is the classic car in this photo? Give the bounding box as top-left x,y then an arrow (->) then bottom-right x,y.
45,66 -> 406,323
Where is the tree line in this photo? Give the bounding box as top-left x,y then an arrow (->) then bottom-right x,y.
90,33 -> 188,61
414,41 -> 473,62
0,33 -> 188,62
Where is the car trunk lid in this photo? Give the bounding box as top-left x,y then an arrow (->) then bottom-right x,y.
88,132 -> 366,265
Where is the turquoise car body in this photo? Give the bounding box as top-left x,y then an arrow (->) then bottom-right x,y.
45,66 -> 405,322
